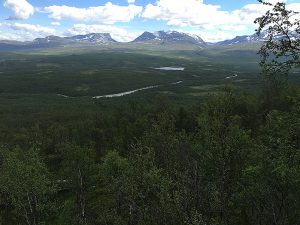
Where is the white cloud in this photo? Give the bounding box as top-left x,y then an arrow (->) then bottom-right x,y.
142,0 -> 230,28
230,2 -> 300,31
1,0 -> 300,43
4,23 -> 55,34
141,0 -> 298,33
0,22 -> 59,41
3,0 -> 35,20
67,24 -> 142,42
44,2 -> 143,24
0,28 -> 21,41
287,3 -> 300,12
51,22 -> 61,26
0,22 -> 141,42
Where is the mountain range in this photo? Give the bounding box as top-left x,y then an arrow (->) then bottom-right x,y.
0,30 -> 297,51
132,31 -> 206,45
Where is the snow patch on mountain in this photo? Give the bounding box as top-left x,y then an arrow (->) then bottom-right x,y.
132,31 -> 206,45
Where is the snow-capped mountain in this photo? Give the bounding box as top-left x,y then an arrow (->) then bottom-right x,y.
65,33 -> 117,43
0,33 -> 118,51
216,30 -> 300,45
1,30 -> 299,51
34,35 -> 65,42
33,33 -> 116,45
132,31 -> 206,45
216,33 -> 267,45
33,36 -> 68,45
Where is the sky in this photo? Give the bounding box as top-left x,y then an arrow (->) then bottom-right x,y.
0,0 -> 300,42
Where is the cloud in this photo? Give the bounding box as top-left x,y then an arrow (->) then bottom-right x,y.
2,0 -> 299,43
44,2 -> 143,24
0,28 -> 20,41
141,0 -> 298,33
0,22 -> 140,42
51,22 -> 61,26
3,0 -> 35,20
230,2 -> 300,29
4,23 -> 55,34
142,0 -> 229,28
0,22 -> 58,41
67,24 -> 142,42
287,3 -> 300,12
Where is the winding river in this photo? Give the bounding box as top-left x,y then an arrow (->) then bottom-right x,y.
225,74 -> 238,79
93,66 -> 185,99
93,80 -> 183,99
155,67 -> 185,71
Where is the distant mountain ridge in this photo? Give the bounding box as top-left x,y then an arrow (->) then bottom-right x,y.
33,33 -> 117,45
1,30 -> 299,51
0,33 -> 118,51
65,33 -> 117,43
0,31 -> 207,51
215,31 -> 268,45
133,31 -> 206,45
216,30 -> 300,45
